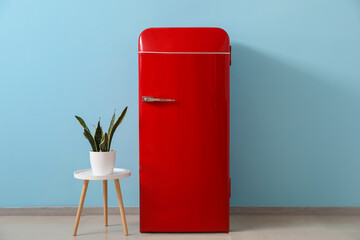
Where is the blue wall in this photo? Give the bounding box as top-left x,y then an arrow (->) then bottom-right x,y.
1,0 -> 360,207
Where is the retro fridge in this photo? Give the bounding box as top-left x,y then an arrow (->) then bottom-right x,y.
139,28 -> 230,232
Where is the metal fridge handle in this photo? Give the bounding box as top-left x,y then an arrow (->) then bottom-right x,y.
142,96 -> 175,102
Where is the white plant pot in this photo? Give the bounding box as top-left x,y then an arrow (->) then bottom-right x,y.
90,150 -> 116,176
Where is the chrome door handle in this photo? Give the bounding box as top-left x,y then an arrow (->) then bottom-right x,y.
142,96 -> 175,102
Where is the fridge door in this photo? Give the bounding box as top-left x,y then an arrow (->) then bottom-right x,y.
139,28 -> 230,232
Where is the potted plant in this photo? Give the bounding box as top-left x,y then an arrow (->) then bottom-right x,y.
75,107 -> 128,175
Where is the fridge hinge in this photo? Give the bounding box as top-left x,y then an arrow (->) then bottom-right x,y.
229,45 -> 232,66
229,178 -> 231,198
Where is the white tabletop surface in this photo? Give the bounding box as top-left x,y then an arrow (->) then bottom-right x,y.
74,168 -> 131,180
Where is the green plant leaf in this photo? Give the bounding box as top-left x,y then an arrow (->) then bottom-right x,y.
94,120 -> 103,151
100,133 -> 109,151
108,106 -> 128,149
83,128 -> 97,151
108,110 -> 116,134
104,132 -> 109,151
75,115 -> 91,133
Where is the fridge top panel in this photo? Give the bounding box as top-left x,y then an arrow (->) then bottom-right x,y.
138,27 -> 230,53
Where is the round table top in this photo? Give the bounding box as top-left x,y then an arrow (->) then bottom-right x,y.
74,168 -> 131,180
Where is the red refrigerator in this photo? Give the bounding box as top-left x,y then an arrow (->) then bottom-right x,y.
139,27 -> 230,232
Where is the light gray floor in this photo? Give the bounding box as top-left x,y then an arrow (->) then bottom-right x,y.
1,214 -> 360,240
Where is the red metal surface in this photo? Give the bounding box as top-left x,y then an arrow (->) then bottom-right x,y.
139,27 -> 230,53
139,28 -> 230,232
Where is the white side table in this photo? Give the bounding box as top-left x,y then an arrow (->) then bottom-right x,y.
73,168 -> 131,236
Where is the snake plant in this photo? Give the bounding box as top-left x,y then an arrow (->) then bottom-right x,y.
75,106 -> 128,152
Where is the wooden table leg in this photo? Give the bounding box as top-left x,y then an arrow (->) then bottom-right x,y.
73,180 -> 89,236
114,179 -> 128,236
103,180 -> 108,226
